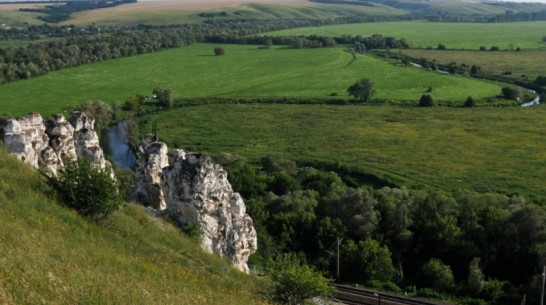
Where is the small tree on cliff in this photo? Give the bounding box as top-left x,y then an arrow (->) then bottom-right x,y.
45,159 -> 122,219
347,78 -> 376,102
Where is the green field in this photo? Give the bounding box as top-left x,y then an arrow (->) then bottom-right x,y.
267,21 -> 546,50
0,149 -> 271,305
400,49 -> 546,80
139,103 -> 546,198
0,43 -> 504,117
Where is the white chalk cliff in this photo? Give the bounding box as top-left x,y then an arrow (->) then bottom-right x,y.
3,111 -> 111,175
161,151 -> 258,273
132,137 -> 257,273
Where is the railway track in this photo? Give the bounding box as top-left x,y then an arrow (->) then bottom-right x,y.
331,284 -> 454,305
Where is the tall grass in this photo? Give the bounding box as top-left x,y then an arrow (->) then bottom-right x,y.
0,148 -> 273,305
139,103 -> 546,199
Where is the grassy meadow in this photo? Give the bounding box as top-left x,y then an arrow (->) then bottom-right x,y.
139,103 -> 546,198
399,49 -> 546,80
266,21 -> 546,50
0,148 -> 272,305
0,43 -> 504,117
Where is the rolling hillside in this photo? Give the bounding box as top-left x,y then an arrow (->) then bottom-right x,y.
0,148 -> 272,305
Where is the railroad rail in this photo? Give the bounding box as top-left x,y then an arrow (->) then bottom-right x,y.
331,284 -> 454,305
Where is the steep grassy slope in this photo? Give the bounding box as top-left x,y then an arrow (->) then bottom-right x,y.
139,104 -> 546,198
0,148 -> 272,305
0,44 -> 504,117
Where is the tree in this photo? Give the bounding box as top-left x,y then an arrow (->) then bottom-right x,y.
470,65 -> 480,76
437,43 -> 446,50
464,96 -> 475,108
347,78 -> 376,102
45,159 -> 121,219
420,258 -> 455,293
341,238 -> 396,283
214,46 -> 225,56
268,253 -> 334,305
501,87 -> 522,101
419,94 -> 435,107
152,87 -> 172,108
467,257 -> 485,296
77,100 -> 113,131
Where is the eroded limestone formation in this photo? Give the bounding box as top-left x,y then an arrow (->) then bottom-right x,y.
132,136 -> 257,273
3,111 -> 111,175
160,152 -> 257,273
132,135 -> 169,210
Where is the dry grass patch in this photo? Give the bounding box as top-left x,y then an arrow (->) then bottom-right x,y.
0,3 -> 49,11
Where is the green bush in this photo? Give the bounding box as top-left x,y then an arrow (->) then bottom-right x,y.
419,94 -> 435,107
45,159 -> 122,219
268,253 -> 334,305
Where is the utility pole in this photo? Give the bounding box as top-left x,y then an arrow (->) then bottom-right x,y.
540,266 -> 546,305
336,237 -> 343,280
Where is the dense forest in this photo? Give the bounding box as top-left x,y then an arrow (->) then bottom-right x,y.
214,154 -> 546,305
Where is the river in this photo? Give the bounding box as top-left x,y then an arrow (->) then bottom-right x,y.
102,120 -> 136,169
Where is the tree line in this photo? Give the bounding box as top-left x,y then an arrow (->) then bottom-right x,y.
214,154 -> 546,305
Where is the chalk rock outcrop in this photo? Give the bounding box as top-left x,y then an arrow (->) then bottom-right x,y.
3,111 -> 111,175
160,152 -> 257,272
3,112 -> 49,169
132,135 -> 169,210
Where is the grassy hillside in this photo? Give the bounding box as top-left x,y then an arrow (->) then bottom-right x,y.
0,43 -> 504,117
267,21 -> 546,50
0,4 -> 47,27
63,1 -> 406,27
138,103 -> 546,198
0,148 -> 272,305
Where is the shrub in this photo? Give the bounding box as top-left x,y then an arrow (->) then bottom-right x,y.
267,253 -> 334,305
214,46 -> 225,56
45,159 -> 122,219
419,94 -> 435,107
501,87 -> 522,101
464,96 -> 475,108
420,258 -> 455,293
